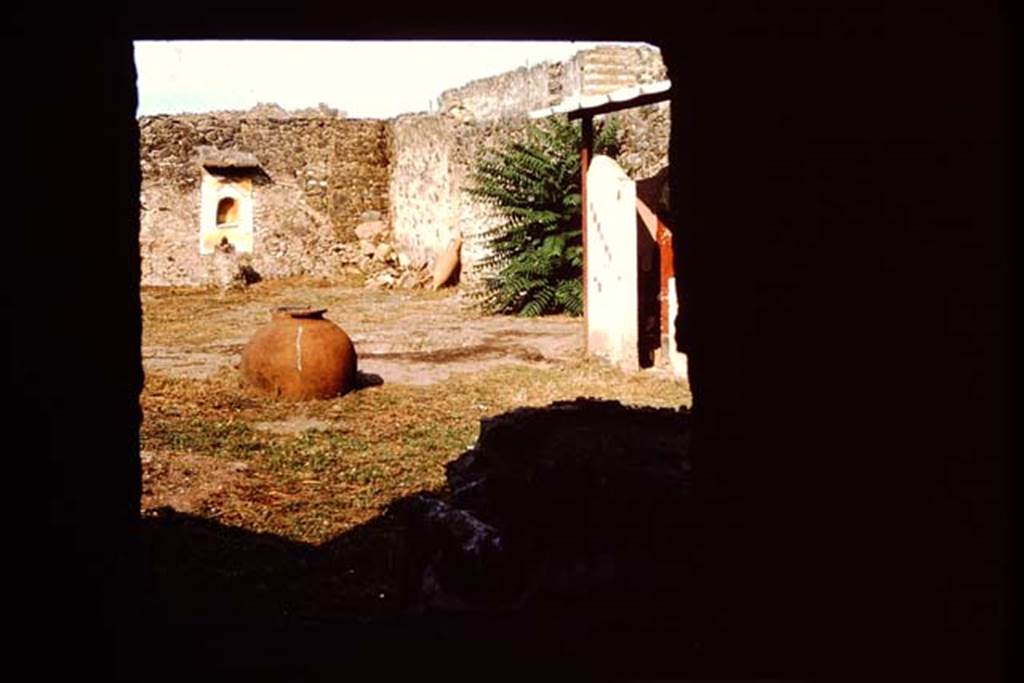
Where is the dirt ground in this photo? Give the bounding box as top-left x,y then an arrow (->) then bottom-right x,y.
140,275 -> 690,545
143,275 -> 590,386
139,276 -> 691,622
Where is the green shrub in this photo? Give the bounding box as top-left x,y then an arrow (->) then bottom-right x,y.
468,116 -> 619,316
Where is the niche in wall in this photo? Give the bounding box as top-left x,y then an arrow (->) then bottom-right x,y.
216,197 -> 239,227
198,150 -> 260,254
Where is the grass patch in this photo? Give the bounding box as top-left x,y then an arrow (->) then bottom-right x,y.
141,279 -> 690,546
142,358 -> 688,545
144,417 -> 268,459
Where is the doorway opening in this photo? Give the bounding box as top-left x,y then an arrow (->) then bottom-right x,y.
134,41 -> 688,619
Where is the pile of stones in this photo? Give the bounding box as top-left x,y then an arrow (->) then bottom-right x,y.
209,210 -> 446,291
352,212 -> 434,290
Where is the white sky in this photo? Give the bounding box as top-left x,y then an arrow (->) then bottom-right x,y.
134,40 -> 650,118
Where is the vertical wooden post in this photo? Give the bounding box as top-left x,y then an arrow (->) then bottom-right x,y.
581,114 -> 594,355
657,216 -> 675,353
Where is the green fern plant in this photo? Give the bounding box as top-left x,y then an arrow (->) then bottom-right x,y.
468,115 -> 619,316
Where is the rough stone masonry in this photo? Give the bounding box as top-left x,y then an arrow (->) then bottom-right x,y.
138,45 -> 671,288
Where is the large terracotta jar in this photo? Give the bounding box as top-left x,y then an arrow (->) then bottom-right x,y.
240,307 -> 358,400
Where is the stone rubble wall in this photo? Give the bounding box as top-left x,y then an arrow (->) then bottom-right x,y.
438,62 -> 567,122
139,113 -> 389,286
139,45 -> 670,288
387,114 -> 458,269
139,183 -> 204,287
437,45 -> 668,122
388,113 -> 533,284
389,45 -> 670,284
386,104 -> 669,287
611,100 -> 671,181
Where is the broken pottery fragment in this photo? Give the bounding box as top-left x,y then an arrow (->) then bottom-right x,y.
431,234 -> 462,290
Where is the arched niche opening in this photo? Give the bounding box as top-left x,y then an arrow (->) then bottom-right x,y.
199,166 -> 256,254
216,196 -> 239,227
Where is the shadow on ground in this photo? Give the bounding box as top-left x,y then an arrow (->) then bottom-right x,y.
129,399 -> 704,678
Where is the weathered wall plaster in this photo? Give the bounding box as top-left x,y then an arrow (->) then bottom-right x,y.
139,113 -> 389,286
666,276 -> 689,379
388,114 -> 531,283
199,171 -> 254,254
586,155 -> 639,370
387,45 -> 670,284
